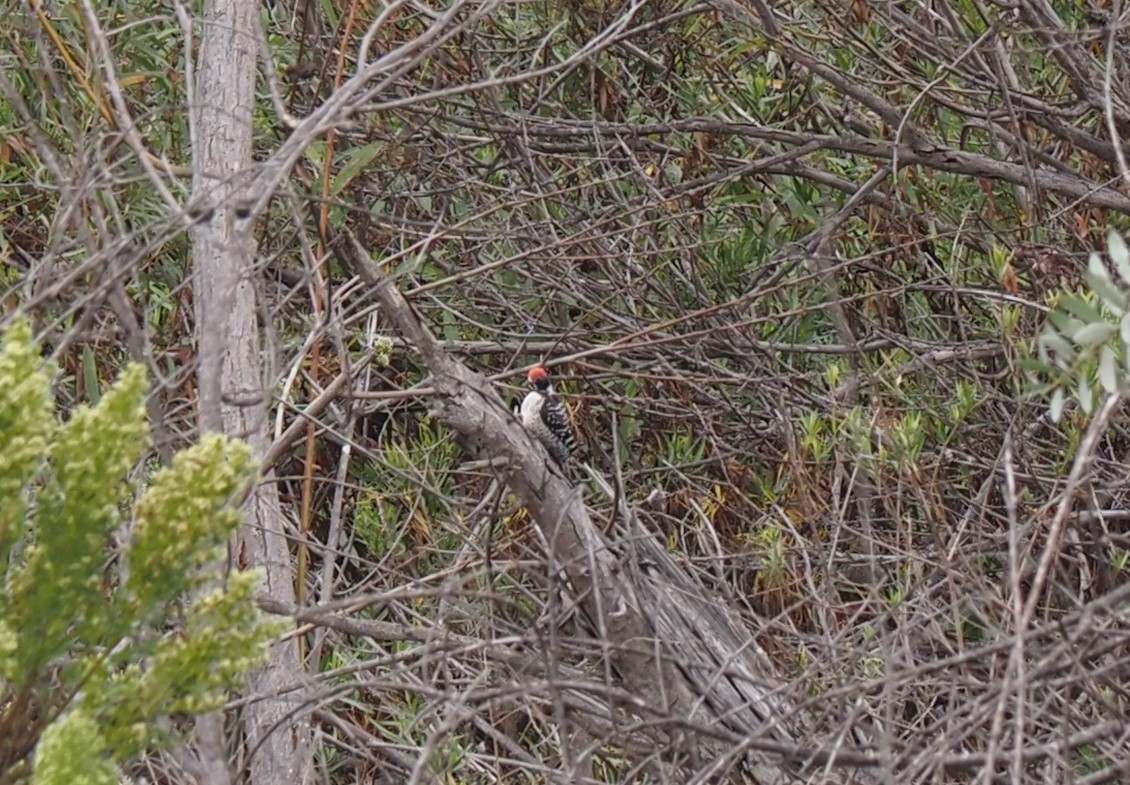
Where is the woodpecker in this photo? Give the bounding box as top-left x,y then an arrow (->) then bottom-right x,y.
520,365 -> 577,466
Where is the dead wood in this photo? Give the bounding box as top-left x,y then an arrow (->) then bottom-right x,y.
332,228 -> 881,784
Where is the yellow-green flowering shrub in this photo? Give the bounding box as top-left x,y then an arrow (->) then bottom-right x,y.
0,318 -> 281,785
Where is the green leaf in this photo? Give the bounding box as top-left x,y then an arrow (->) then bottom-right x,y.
1047,309 -> 1084,340
331,140 -> 383,196
1099,346 -> 1119,393
1039,331 -> 1076,365
1089,251 -> 1114,285
1109,232 -> 1130,286
1050,387 -> 1066,423
1073,322 -> 1116,346
1078,376 -> 1094,414
305,138 -> 325,168
1059,293 -> 1105,326
81,347 -> 101,405
1084,269 -> 1127,315
1016,356 -> 1054,375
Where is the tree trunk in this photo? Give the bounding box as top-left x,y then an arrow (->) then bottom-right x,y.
190,2 -> 313,783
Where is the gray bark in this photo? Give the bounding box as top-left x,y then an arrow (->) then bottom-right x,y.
189,2 -> 313,783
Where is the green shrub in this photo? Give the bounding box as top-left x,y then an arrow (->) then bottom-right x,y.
0,317 -> 280,785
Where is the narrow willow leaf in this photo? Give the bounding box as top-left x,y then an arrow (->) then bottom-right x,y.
81,347 -> 101,405
1099,345 -> 1119,393
1073,322 -> 1116,346
1016,356 -> 1055,375
1078,376 -> 1094,414
1039,331 -> 1076,365
1084,271 -> 1127,315
1047,309 -> 1084,340
1110,233 -> 1130,286
1060,293 -> 1105,325
1089,251 -> 1114,286
330,140 -> 383,196
1050,387 -> 1066,423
